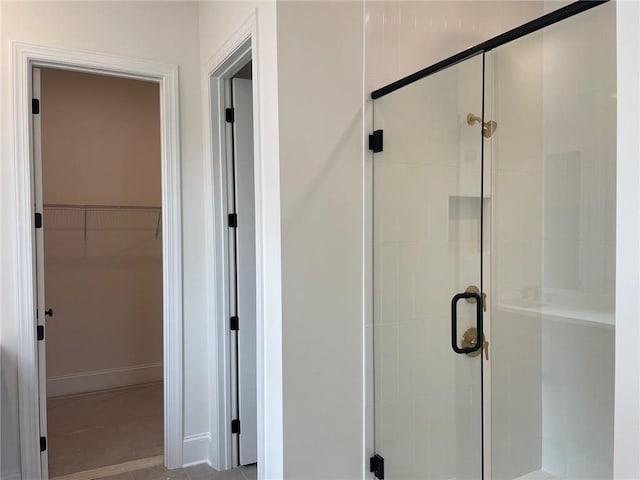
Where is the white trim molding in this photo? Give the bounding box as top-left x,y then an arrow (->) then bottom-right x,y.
12,42 -> 184,478
202,7 -> 283,478
202,26 -> 250,471
182,433 -> 212,468
46,364 -> 163,398
1,472 -> 22,480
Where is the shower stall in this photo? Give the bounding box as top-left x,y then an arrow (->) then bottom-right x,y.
370,1 -> 616,479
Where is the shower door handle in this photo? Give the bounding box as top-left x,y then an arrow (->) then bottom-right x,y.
451,292 -> 483,354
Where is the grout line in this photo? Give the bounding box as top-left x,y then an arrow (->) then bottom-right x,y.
239,465 -> 257,480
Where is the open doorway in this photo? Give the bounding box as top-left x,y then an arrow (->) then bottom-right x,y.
226,62 -> 257,470
206,37 -> 259,476
35,67 -> 164,479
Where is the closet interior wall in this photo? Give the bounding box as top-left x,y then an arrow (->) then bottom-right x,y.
40,68 -> 163,397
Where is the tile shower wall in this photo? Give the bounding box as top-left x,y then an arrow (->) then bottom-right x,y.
490,26 -> 545,480
539,3 -> 616,478
365,1 -> 544,93
491,2 -> 616,479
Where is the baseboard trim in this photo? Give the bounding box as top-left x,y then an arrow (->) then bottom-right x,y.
47,363 -> 162,397
1,470 -> 21,480
182,433 -> 211,467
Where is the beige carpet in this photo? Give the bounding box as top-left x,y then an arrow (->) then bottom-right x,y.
47,383 -> 163,477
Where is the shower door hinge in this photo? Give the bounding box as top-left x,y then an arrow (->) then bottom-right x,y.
32,98 -> 40,115
231,419 -> 241,434
228,213 -> 238,228
368,130 -> 383,153
37,325 -> 44,341
370,454 -> 384,479
225,108 -> 235,123
230,316 -> 239,331
40,436 -> 47,452
35,212 -> 43,229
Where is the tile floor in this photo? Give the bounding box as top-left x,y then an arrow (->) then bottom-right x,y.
48,383 -> 164,477
99,463 -> 256,480
48,382 -> 254,480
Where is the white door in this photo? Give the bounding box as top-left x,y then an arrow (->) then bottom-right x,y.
231,78 -> 257,466
33,67 -> 50,479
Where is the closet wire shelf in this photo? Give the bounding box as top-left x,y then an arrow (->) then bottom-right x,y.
43,204 -> 162,241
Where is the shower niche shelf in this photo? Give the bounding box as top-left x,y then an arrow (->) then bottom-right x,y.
448,195 -> 490,254
497,302 -> 614,328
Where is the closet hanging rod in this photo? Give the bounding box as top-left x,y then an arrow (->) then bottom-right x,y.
43,203 -> 161,211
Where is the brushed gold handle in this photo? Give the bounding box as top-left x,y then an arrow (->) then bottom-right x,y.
465,285 -> 486,312
461,327 -> 489,360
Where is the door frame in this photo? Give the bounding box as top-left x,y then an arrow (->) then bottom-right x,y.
202,10 -> 283,477
12,42 -> 184,479
204,33 -> 251,474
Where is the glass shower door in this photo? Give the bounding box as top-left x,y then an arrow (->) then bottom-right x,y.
372,53 -> 486,480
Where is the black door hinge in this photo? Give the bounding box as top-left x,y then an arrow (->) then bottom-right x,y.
230,316 -> 239,331
32,99 -> 40,115
225,108 -> 235,123
369,130 -> 383,153
35,212 -> 42,229
370,454 -> 384,479
37,325 -> 44,341
228,213 -> 238,228
40,436 -> 47,452
231,419 -> 241,434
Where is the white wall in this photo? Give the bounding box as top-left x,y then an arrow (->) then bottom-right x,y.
276,2 -> 364,478
614,0 -> 640,478
0,2 -> 207,475
0,1 -> 23,474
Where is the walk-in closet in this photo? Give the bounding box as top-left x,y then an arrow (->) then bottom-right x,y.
37,67 -> 164,479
